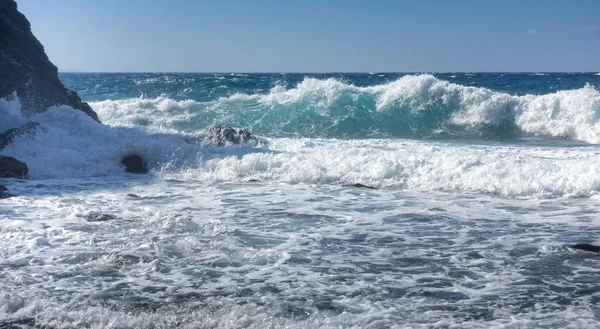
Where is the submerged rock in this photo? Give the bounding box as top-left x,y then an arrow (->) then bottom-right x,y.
121,154 -> 148,174
204,126 -> 258,146
351,183 -> 378,189
0,0 -> 99,121
570,243 -> 600,253
85,213 -> 118,222
0,155 -> 28,178
0,122 -> 41,150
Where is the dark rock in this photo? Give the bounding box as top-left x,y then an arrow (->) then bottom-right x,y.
0,0 -> 99,121
0,155 -> 27,178
205,126 -> 258,146
570,243 -> 600,253
0,184 -> 14,198
85,213 -> 118,222
352,183 -> 378,189
121,154 -> 148,174
247,179 -> 260,182
126,193 -> 140,198
0,122 -> 40,149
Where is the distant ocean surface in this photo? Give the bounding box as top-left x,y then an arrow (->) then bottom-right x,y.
1,73 -> 600,328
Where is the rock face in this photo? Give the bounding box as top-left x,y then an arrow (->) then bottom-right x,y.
121,154 -> 148,174
0,122 -> 40,150
0,155 -> 27,178
205,126 -> 259,146
0,0 -> 99,121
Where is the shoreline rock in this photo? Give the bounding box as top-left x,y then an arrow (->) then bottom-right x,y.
0,155 -> 27,178
122,154 -> 148,174
0,0 -> 99,121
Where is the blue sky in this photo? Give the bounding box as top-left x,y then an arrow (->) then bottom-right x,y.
17,0 -> 600,72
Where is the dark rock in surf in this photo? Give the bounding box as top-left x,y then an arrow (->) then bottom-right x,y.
126,193 -> 140,198
352,183 -> 378,189
85,213 -> 118,222
0,155 -> 27,178
0,184 -> 14,199
0,0 -> 99,121
121,154 -> 148,174
0,122 -> 40,150
569,243 -> 600,253
205,126 -> 258,146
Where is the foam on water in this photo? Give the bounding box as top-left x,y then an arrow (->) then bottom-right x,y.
1,181 -> 599,328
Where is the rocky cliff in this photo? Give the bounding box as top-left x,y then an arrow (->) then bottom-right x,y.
0,0 -> 99,121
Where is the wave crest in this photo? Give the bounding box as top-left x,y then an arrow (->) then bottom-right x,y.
90,75 -> 600,143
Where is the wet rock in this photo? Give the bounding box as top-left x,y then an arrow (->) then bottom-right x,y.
0,0 -> 99,121
570,243 -> 600,253
85,213 -> 118,222
121,154 -> 148,174
126,193 -> 140,198
0,122 -> 41,150
351,183 -> 378,189
0,155 -> 28,178
205,126 -> 258,146
0,184 -> 14,199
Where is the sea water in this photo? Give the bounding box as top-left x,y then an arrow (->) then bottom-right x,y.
1,73 -> 600,328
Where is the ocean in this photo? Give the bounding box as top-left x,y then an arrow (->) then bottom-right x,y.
1,72 -> 600,328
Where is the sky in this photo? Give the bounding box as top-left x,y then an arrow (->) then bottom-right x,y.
16,0 -> 600,73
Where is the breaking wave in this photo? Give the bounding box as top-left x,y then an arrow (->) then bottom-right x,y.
2,75 -> 600,198
90,74 -> 600,143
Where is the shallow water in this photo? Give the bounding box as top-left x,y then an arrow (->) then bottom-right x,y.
1,178 -> 600,328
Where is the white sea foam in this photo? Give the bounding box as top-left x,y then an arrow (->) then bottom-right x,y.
169,138 -> 600,198
1,179 -> 599,328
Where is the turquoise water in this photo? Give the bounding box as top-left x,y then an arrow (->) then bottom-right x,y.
1,73 -> 600,328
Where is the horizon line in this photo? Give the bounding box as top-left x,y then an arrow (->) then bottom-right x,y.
58,71 -> 600,74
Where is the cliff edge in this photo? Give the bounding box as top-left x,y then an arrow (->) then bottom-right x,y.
0,0 -> 99,121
